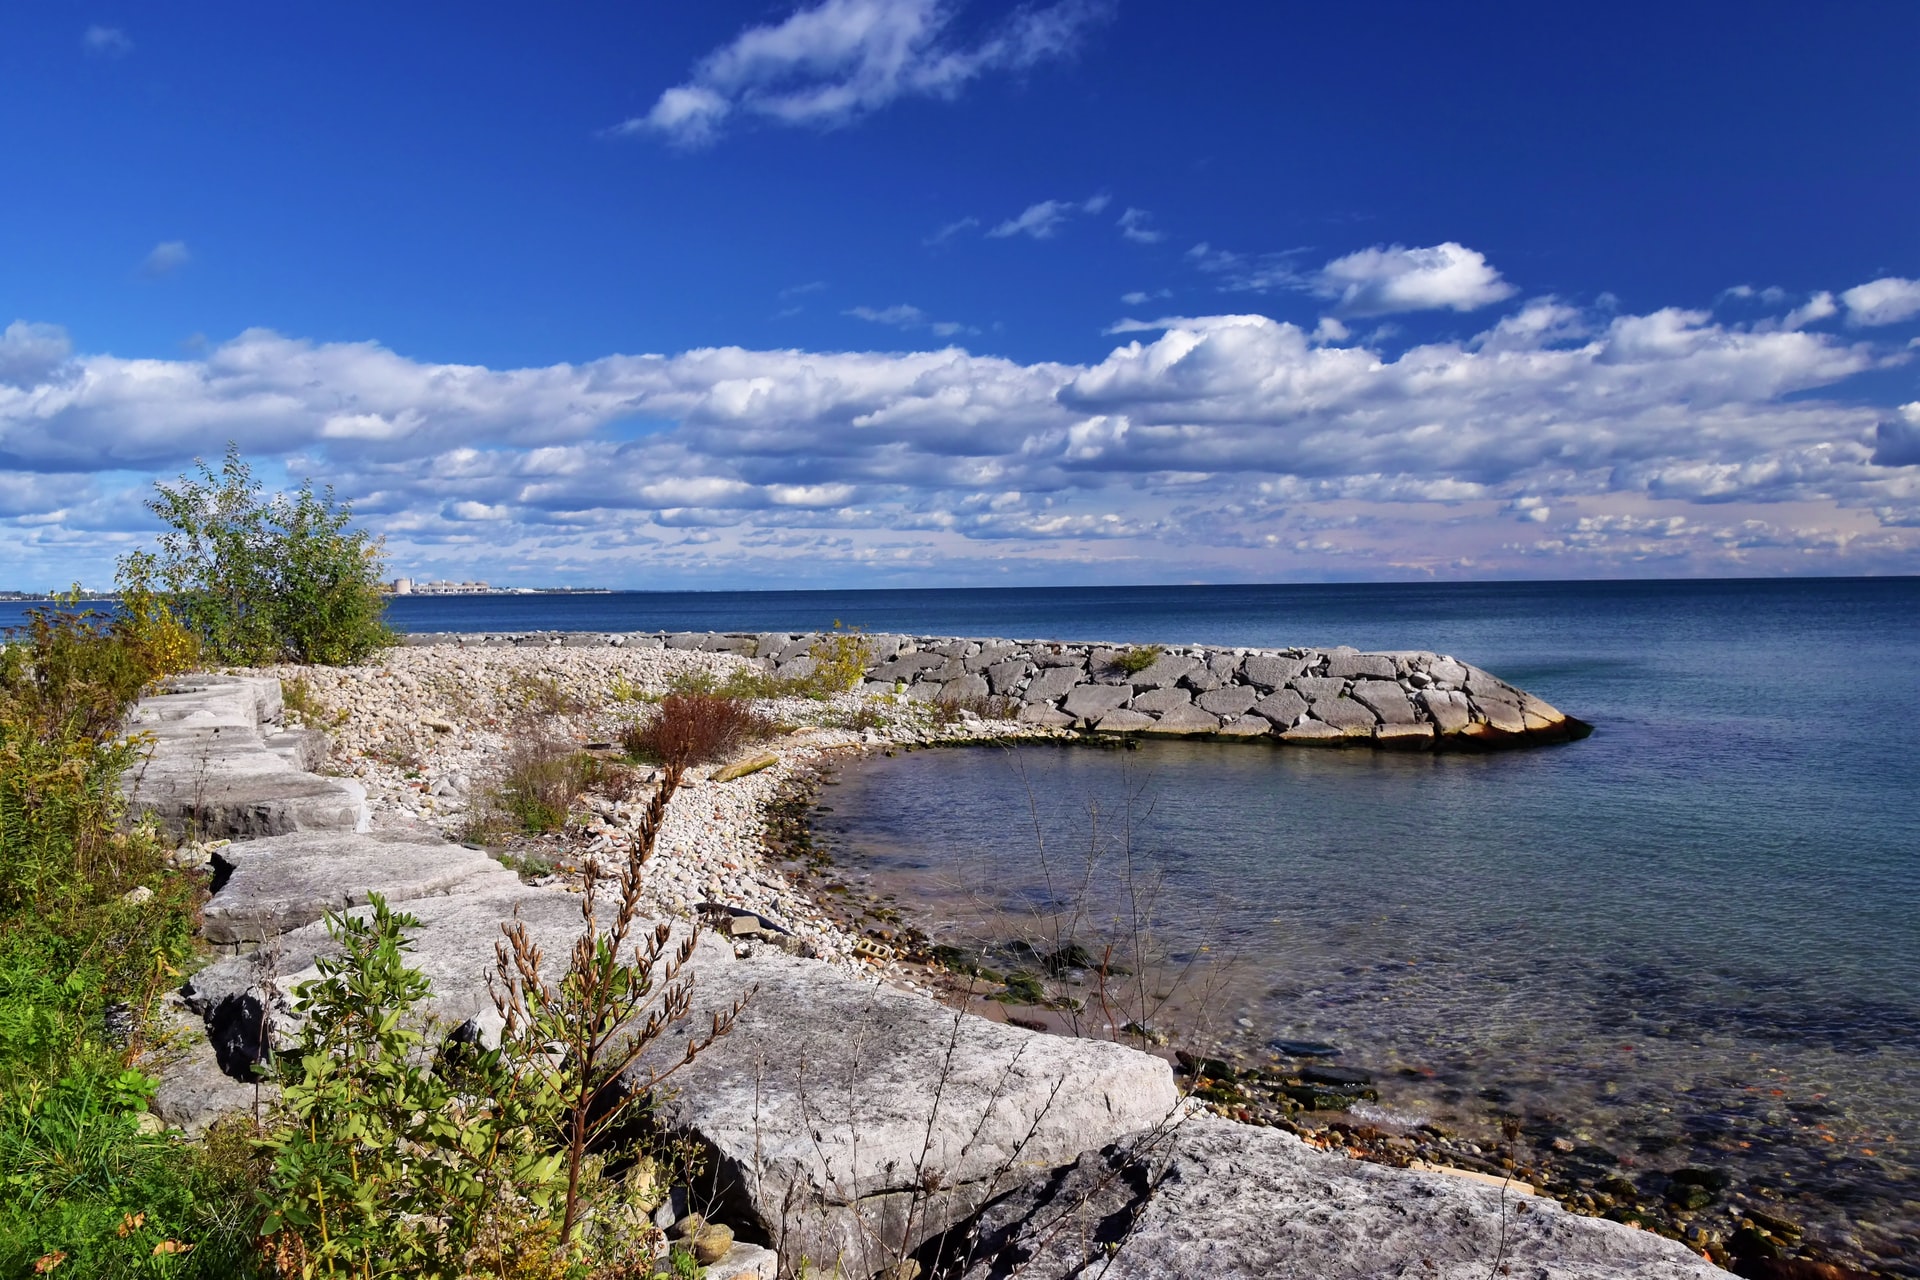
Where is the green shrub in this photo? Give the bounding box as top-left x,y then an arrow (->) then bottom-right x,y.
0,603 -> 259,1277
1110,645 -> 1163,676
127,444 -> 395,666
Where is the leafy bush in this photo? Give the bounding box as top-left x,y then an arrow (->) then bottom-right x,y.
127,444 -> 395,666
0,604 -> 259,1277
1110,645 -> 1163,676
622,693 -> 773,770
263,763 -> 737,1275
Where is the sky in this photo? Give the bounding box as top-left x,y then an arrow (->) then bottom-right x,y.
2,1 -> 1918,590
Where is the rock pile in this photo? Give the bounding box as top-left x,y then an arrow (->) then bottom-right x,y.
401,630 -> 1589,748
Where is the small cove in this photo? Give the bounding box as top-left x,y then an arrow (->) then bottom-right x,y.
803,580 -> 1920,1269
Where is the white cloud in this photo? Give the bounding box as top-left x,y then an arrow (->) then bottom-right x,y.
0,321 -> 74,388
1117,207 -> 1162,244
83,24 -> 132,57
621,0 -> 1110,147
1841,277 -> 1920,327
987,194 -> 1110,240
989,200 -> 1071,240
3,289 -> 1916,584
142,241 -> 191,277
925,216 -> 979,246
1312,241 -> 1517,316
845,303 -> 975,337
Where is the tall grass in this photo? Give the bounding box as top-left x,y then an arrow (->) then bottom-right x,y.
622,692 -> 775,770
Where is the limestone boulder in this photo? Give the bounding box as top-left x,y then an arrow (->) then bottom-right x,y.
960,1114 -> 1727,1280
1194,686 -> 1258,717
1326,652 -> 1396,680
1241,653 -> 1308,690
1021,666 -> 1083,704
200,829 -> 520,946
1061,684 -> 1131,720
1139,704 -> 1219,736
1129,686 -> 1194,715
1253,689 -> 1307,728
649,950 -> 1181,1279
1349,680 -> 1419,724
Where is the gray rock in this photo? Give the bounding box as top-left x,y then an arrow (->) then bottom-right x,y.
1289,677 -> 1347,703
1216,715 -> 1273,738
1129,686 -> 1194,715
1016,705 -> 1074,727
1349,680 -> 1418,724
1310,697 -> 1376,730
1021,666 -> 1083,704
650,949 -> 1180,1278
1093,708 -> 1157,733
774,656 -> 817,682
1179,667 -> 1222,693
1428,659 -> 1469,687
1471,695 -> 1526,734
965,643 -> 1017,672
1061,684 -> 1132,719
869,653 -> 947,684
1375,723 -> 1436,748
1194,686 -> 1258,717
1031,648 -> 1085,668
667,632 -> 706,650
1418,688 -> 1472,734
200,830 -> 520,945
939,674 -> 991,703
1122,654 -> 1199,689
1241,653 -> 1308,690
263,728 -> 331,772
1252,689 -> 1308,728
984,660 -> 1030,696
1140,705 -> 1220,736
1325,652 -> 1396,680
960,1114 -> 1725,1280
124,677 -> 371,839
1281,720 -> 1353,745
1207,652 -> 1242,681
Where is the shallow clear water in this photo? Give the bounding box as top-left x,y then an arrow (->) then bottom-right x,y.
797,578 -> 1920,1260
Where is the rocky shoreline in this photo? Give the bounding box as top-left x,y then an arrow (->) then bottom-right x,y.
115,637 -> 1801,1279
399,628 -> 1593,749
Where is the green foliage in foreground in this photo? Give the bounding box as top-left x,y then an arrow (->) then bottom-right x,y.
1,604 -> 261,1276
127,444 -> 395,666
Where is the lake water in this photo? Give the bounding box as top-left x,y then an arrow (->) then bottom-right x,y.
10,577 -> 1915,1261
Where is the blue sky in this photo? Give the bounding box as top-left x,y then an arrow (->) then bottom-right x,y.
3,1 -> 1918,588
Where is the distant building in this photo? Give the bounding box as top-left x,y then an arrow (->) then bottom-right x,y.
391,577 -> 413,594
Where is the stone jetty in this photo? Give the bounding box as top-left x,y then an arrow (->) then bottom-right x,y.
111,663 -> 1731,1278
402,629 -> 1590,749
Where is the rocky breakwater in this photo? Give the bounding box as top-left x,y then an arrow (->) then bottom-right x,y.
403,629 -> 1589,750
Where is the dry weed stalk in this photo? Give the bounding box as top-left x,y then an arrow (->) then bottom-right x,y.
490,762 -> 744,1243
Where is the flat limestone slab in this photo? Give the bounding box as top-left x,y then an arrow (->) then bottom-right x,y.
125,675 -> 371,838
961,1114 -> 1725,1280
648,949 -> 1183,1279
202,829 -> 521,945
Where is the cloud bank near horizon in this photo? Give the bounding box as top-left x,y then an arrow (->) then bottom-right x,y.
2,261 -> 1918,587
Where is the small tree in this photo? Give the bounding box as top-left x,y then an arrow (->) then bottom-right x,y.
125,444 -> 394,666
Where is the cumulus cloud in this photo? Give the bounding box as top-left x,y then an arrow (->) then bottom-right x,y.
1841,277 -> 1920,327
3,287 -> 1916,584
1312,242 -> 1517,316
142,241 -> 191,277
0,321 -> 74,388
621,0 -> 1110,147
83,24 -> 132,57
1873,403 -> 1920,467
